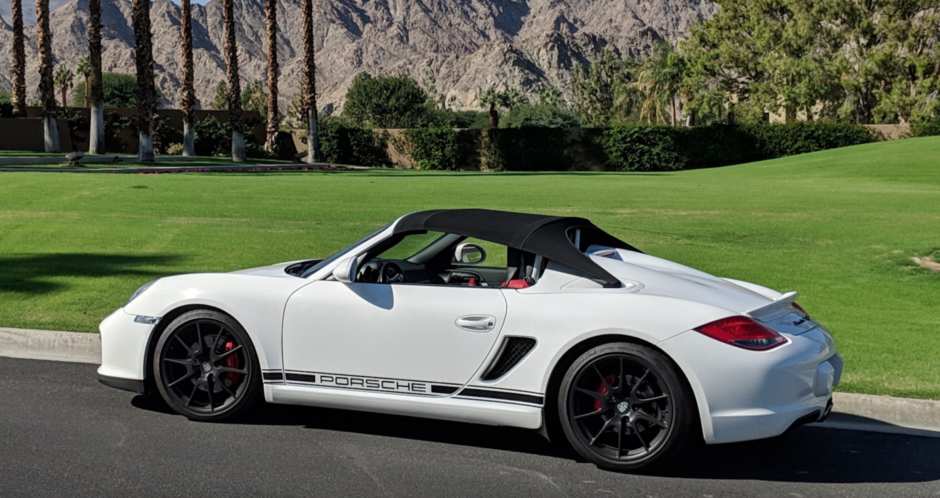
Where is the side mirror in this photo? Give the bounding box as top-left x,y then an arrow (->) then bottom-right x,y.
454,243 -> 486,265
332,257 -> 357,283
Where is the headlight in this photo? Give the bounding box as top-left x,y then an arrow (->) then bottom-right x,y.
126,280 -> 158,306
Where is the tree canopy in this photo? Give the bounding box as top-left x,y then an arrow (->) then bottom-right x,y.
342,73 -> 432,128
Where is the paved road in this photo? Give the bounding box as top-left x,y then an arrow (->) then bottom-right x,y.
1,358 -> 938,498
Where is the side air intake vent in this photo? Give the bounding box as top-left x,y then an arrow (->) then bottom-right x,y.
481,337 -> 537,381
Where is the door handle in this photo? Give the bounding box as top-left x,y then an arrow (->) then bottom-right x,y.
455,315 -> 497,332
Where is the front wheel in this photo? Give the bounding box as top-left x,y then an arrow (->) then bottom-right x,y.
153,309 -> 262,421
558,343 -> 695,472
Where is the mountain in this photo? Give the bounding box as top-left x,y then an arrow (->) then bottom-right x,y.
0,0 -> 715,113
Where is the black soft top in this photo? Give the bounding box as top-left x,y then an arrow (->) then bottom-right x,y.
394,209 -> 640,287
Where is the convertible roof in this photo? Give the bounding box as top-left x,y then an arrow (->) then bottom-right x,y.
394,209 -> 640,287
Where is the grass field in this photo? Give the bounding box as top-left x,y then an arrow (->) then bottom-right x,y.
1,137 -> 939,399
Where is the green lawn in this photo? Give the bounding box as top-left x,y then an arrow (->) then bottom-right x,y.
1,137 -> 939,399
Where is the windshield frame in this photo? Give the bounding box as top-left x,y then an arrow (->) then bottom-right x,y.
300,223 -> 392,278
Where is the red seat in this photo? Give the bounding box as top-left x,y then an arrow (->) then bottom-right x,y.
501,279 -> 530,289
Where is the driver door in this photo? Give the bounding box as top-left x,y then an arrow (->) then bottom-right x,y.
281,280 -> 507,395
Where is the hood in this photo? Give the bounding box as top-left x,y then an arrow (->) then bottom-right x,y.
590,248 -> 775,314
229,261 -> 303,278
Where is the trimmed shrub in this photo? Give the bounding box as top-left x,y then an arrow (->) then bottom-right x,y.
402,126 -> 462,170
600,123 -> 877,172
193,116 -> 268,158
482,128 -> 571,171
912,118 -> 940,137
193,116 -> 230,156
600,126 -> 686,172
317,119 -> 390,166
744,122 -> 878,159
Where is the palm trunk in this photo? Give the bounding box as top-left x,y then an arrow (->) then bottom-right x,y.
88,0 -> 105,154
263,0 -> 279,154
670,95 -> 677,126
132,0 -> 156,162
11,0 -> 28,117
302,0 -> 320,163
489,104 -> 498,128
37,0 -> 60,152
179,0 -> 195,156
223,0 -> 245,162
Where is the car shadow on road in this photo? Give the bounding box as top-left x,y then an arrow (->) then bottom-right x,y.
132,395 -> 940,484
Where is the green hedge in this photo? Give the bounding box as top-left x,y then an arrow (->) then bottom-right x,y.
912,118 -> 940,137
317,120 -> 390,166
402,126 -> 462,170
602,123 -> 879,172
482,128 -> 573,171
316,122 -> 879,172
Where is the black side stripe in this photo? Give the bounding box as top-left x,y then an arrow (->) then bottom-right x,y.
262,372 -> 283,381
457,388 -> 544,405
431,385 -> 459,395
285,373 -> 317,383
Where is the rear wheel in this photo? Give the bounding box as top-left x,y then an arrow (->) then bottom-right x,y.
153,309 -> 261,421
558,343 -> 695,472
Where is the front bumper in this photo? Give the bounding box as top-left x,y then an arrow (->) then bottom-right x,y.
661,326 -> 843,444
96,308 -> 157,391
96,372 -> 145,394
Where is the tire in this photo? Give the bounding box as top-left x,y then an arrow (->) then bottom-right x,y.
557,342 -> 695,472
153,309 -> 262,421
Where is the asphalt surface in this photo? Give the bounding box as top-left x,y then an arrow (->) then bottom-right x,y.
1,358 -> 938,498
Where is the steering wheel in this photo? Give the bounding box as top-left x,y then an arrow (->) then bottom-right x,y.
446,270 -> 484,286
380,262 -> 406,284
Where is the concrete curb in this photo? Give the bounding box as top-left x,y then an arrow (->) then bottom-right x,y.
0,327 -> 101,364
1,327 -> 938,438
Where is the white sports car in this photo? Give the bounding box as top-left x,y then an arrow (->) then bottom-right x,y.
98,209 -> 843,471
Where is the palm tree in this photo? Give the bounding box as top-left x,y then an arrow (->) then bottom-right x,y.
478,87 -> 503,128
76,56 -> 91,107
263,0 -> 279,154
503,87 -> 528,111
301,0 -> 320,163
11,0 -> 27,117
179,0 -> 195,156
132,0 -> 156,162
88,0 -> 105,153
54,65 -> 74,107
537,86 -> 563,108
222,0 -> 245,162
37,0 -> 60,152
638,42 -> 686,126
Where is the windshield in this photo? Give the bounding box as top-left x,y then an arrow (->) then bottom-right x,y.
300,223 -> 391,278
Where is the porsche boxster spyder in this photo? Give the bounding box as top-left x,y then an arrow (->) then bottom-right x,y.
98,209 -> 842,471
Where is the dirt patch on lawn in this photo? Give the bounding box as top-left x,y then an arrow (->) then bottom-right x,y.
911,255 -> 940,273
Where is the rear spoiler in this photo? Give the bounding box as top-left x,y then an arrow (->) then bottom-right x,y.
744,291 -> 798,321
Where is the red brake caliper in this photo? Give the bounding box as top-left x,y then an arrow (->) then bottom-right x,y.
224,341 -> 240,384
594,374 -> 617,411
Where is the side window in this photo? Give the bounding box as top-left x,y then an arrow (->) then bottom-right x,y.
374,231 -> 446,260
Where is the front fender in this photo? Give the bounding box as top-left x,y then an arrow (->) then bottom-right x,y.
123,273 -> 307,371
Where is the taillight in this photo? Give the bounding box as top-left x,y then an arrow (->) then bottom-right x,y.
695,316 -> 787,351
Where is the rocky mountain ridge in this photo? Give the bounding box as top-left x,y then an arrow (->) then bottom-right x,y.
0,0 -> 715,113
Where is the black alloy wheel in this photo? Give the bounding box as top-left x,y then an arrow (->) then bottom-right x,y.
154,309 -> 261,421
559,343 -> 695,472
